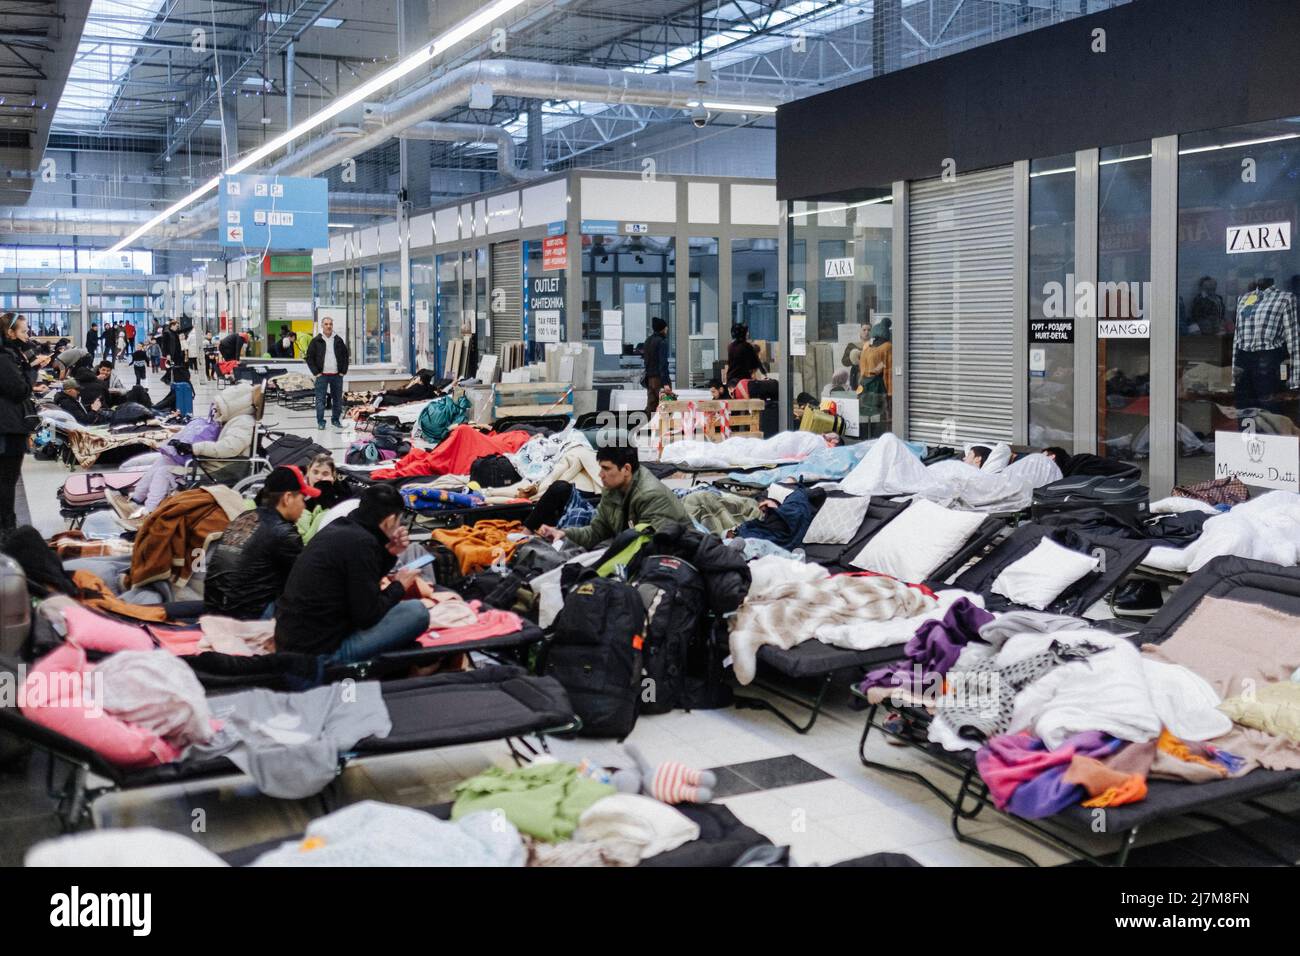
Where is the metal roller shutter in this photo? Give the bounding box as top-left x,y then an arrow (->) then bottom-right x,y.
264,279 -> 313,328
489,240 -> 522,352
907,166 -> 1016,445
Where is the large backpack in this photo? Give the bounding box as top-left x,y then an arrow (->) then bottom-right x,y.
418,394 -> 471,444
632,554 -> 708,715
265,433 -> 331,470
546,576 -> 647,739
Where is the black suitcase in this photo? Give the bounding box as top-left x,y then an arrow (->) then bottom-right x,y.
1031,474 -> 1149,523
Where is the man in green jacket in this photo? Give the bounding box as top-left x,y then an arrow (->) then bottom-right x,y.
538,444 -> 687,550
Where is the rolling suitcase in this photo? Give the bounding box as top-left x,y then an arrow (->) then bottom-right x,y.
1031,474 -> 1149,523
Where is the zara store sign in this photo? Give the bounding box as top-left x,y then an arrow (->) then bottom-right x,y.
1226,221 -> 1291,254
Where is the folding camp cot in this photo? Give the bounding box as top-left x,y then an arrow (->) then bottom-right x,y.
729,496 -> 1008,733
852,556 -> 1300,866
0,663 -> 579,831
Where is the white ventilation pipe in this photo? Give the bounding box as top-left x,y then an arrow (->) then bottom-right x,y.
170,59 -> 786,239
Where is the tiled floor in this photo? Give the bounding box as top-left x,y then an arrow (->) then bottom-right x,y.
4,367 -> 1300,866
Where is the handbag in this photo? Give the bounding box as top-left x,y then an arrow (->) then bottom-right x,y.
1171,476 -> 1249,507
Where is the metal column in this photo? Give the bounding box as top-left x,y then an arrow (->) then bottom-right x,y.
1149,134 -> 1180,497
890,179 -> 909,438
1073,148 -> 1099,452
1013,159 -> 1030,445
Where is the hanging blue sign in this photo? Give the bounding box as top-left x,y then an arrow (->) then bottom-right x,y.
218,174 -> 328,250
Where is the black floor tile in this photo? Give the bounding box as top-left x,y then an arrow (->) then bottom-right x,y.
716,755 -> 831,792
707,766 -> 762,799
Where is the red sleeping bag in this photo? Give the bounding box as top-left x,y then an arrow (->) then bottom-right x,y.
372,425 -> 531,479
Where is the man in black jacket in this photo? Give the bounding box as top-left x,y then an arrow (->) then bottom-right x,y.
304,313 -> 350,430
218,330 -> 247,362
274,483 -> 427,666
52,379 -> 105,425
204,466 -> 317,620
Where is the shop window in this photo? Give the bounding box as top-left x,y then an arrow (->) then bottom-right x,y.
1176,118 -> 1300,485
435,254 -> 460,372
1097,142 -> 1153,478
688,237 -> 720,386
1028,153 -> 1077,450
581,234 -> 675,377
788,195 -> 893,438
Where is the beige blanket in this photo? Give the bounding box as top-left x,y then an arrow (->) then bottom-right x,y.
1142,596 -> 1300,771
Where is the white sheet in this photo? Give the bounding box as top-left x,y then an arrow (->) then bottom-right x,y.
658,431 -> 827,469
1143,491 -> 1300,573
839,433 -> 1060,512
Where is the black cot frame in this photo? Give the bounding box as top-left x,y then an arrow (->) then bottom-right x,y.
852,692 -> 1300,867
34,714 -> 583,833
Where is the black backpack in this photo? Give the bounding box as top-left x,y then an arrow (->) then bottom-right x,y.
470,453 -> 521,488
265,433 -> 331,470
546,576 -> 647,739
632,554 -> 708,715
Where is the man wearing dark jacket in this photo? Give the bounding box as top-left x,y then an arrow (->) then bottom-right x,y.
274,483 -> 427,665
52,379 -> 105,425
218,330 -> 247,362
205,466 -> 316,620
305,314 -> 350,430
642,317 -> 671,415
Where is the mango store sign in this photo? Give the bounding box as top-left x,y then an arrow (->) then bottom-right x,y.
1215,430 -> 1299,491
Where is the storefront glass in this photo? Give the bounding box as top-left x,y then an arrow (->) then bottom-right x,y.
411,257 -> 433,369
361,266 -> 380,364
379,260 -> 400,364
581,234 -> 675,377
1096,142 -> 1153,476
787,194 -> 894,438
688,237 -> 720,386
435,253 -> 460,372
475,248 -> 489,342
731,236 -> 779,343
1176,118 -> 1300,484
1028,153 -> 1078,449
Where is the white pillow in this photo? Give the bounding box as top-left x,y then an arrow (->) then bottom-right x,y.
801,495 -> 873,546
990,537 -> 1100,610
849,499 -> 984,582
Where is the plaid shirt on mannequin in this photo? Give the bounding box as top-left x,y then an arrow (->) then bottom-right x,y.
1235,286 -> 1300,388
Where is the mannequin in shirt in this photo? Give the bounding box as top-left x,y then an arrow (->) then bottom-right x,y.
1234,273 -> 1299,415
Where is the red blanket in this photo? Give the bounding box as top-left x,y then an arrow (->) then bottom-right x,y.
372,425 -> 531,479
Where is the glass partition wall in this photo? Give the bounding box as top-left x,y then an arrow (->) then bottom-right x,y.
581,234 -> 676,378
1096,142 -> 1154,478
787,193 -> 894,437
1177,118 -> 1300,485
1028,154 -> 1077,450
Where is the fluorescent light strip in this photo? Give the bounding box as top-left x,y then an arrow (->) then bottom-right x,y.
1099,153 -> 1153,166
328,222 -> 355,228
697,100 -> 778,114
1178,132 -> 1300,155
1029,166 -> 1077,178
108,0 -> 527,253
788,195 -> 891,219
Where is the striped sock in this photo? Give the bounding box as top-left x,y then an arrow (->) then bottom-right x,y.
649,761 -> 701,803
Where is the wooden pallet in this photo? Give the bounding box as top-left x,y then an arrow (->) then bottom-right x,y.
657,399 -> 764,446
